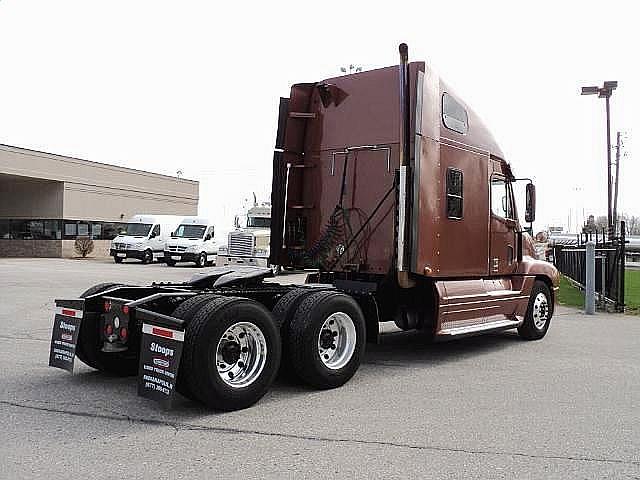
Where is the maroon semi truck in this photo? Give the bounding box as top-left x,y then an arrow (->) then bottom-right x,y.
49,44 -> 559,411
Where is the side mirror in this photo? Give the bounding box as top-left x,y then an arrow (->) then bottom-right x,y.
170,231 -> 175,237
149,232 -> 157,239
205,234 -> 212,241
525,183 -> 536,223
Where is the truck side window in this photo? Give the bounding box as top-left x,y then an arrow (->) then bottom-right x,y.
442,92 -> 469,134
151,224 -> 160,237
490,177 -> 513,219
446,168 -> 463,219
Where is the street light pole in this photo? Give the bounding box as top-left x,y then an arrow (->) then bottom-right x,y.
581,81 -> 618,238
605,94 -> 612,234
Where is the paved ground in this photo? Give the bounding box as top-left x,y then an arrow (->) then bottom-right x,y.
0,258 -> 638,479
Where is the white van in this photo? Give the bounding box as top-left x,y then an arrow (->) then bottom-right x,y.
110,214 -> 182,264
164,217 -> 217,267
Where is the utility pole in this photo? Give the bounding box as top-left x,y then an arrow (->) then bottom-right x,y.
612,131 -> 628,236
581,81 -> 618,238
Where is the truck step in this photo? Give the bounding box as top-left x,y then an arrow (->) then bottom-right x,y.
289,112 -> 317,119
437,318 -> 520,338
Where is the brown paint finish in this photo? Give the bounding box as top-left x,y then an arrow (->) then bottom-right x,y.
275,56 -> 559,335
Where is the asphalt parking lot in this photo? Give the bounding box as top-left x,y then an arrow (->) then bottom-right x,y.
0,258 -> 638,479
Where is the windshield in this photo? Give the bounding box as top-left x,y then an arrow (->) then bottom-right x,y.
173,224 -> 206,239
121,223 -> 152,236
247,216 -> 270,228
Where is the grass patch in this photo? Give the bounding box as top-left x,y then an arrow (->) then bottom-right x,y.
557,275 -> 584,308
625,269 -> 640,313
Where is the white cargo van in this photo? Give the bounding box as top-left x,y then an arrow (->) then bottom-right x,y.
164,217 -> 217,267
110,214 -> 182,264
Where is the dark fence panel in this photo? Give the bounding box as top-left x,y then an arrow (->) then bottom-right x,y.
553,221 -> 626,312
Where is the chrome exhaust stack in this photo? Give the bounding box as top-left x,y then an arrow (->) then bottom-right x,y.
397,43 -> 415,288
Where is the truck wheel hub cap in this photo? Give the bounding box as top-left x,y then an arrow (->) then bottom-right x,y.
216,322 -> 267,388
532,293 -> 549,330
317,312 -> 356,370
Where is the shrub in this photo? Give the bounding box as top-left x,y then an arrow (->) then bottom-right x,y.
74,236 -> 94,258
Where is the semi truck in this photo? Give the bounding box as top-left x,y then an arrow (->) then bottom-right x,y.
49,44 -> 559,412
216,204 -> 279,274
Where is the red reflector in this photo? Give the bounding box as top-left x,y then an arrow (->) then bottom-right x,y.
120,327 -> 128,339
105,324 -> 113,335
104,301 -> 111,312
61,308 -> 76,317
122,305 -> 129,315
152,327 -> 173,339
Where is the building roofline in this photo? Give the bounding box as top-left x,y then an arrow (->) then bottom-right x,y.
0,143 -> 198,184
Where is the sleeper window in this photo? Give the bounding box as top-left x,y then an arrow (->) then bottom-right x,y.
446,168 -> 463,219
442,93 -> 469,134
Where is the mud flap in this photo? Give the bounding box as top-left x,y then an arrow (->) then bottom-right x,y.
49,299 -> 85,372
136,309 -> 185,408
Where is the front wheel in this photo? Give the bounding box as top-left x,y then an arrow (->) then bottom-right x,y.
113,256 -> 123,264
270,264 -> 281,276
196,252 -> 207,268
141,249 -> 153,264
518,281 -> 553,340
180,297 -> 281,411
286,291 -> 365,389
165,258 -> 176,267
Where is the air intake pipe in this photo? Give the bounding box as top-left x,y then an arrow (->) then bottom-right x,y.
397,43 -> 415,288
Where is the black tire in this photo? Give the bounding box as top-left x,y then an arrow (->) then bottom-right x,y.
142,249 -> 153,264
196,252 -> 207,268
181,297 -> 281,411
287,291 -> 366,389
170,294 -> 219,400
165,259 -> 176,267
113,256 -> 123,264
270,264 -> 281,276
518,281 -> 553,340
272,288 -> 331,377
75,283 -> 139,376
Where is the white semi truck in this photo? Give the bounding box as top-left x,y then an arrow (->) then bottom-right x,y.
216,204 -> 280,274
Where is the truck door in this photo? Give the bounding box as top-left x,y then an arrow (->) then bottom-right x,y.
489,175 -> 517,275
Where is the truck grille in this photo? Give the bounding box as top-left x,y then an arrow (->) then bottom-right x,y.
166,245 -> 187,252
228,232 -> 254,256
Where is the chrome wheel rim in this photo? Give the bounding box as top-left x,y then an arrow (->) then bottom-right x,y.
317,312 -> 356,370
532,292 -> 549,330
215,322 -> 267,388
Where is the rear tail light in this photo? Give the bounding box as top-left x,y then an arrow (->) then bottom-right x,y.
105,324 -> 113,336
122,305 -> 129,315
104,301 -> 111,312
120,327 -> 128,340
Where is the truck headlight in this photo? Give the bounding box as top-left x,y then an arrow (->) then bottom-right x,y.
185,245 -> 199,253
254,248 -> 268,256
218,245 -> 228,253
132,243 -> 143,249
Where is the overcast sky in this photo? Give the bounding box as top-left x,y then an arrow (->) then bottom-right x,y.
0,0 -> 636,232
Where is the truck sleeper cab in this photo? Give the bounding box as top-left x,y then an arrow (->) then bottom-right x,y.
50,44 -> 559,412
164,217 -> 217,267
110,214 -> 182,264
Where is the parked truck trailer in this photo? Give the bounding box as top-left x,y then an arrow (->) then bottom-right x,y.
50,44 -> 559,411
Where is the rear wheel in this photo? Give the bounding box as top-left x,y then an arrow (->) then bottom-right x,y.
272,288 -> 322,377
171,294 -> 219,400
75,283 -> 139,376
286,291 -> 365,389
518,281 -> 553,340
181,297 -> 281,411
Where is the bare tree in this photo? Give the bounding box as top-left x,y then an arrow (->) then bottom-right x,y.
74,236 -> 94,258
